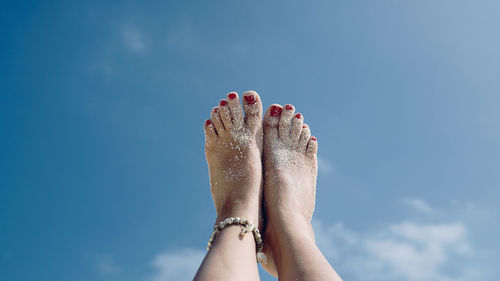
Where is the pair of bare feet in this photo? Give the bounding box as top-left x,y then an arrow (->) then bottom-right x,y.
200,91 -> 339,280
195,91 -> 341,281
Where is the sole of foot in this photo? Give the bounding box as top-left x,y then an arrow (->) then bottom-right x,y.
203,91 -> 264,229
261,103 -> 318,277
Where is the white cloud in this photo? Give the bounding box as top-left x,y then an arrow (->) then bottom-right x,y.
402,198 -> 434,215
122,27 -> 146,53
314,200 -> 476,281
150,248 -> 205,281
362,222 -> 469,281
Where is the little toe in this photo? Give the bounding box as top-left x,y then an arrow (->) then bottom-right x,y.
210,107 -> 225,134
218,99 -> 233,130
298,124 -> 311,152
290,112 -> 303,146
306,136 -> 318,157
263,104 -> 282,142
204,119 -> 217,142
227,92 -> 244,129
242,91 -> 263,132
279,104 -> 295,141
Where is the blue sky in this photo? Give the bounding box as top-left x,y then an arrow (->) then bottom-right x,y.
1,1 -> 499,281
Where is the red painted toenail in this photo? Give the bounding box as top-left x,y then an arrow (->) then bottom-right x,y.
303,125 -> 306,128
228,93 -> 237,100
270,105 -> 282,117
213,107 -> 219,113
295,113 -> 302,119
219,100 -> 228,106
244,95 -> 256,105
285,104 -> 294,110
205,119 -> 212,126
311,136 -> 317,141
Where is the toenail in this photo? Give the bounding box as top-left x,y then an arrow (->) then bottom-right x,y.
213,107 -> 219,113
295,113 -> 302,119
310,136 -> 317,141
228,93 -> 237,100
219,100 -> 228,106
205,119 -> 212,126
244,95 -> 256,105
303,124 -> 308,128
270,105 -> 282,117
285,104 -> 294,110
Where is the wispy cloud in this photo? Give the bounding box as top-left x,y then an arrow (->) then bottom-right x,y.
314,199 -> 478,281
122,27 -> 146,53
95,255 -> 122,276
150,248 -> 205,281
367,222 -> 468,280
401,198 -> 434,215
317,155 -> 335,174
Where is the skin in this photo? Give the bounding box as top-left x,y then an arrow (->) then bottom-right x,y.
195,92 -> 342,281
262,104 -> 342,281
194,91 -> 263,281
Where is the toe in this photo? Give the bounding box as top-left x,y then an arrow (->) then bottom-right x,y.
306,136 -> 318,157
210,107 -> 225,134
290,112 -> 303,146
227,92 -> 244,129
298,124 -> 311,152
204,119 -> 217,142
279,104 -> 295,141
218,99 -> 233,130
263,104 -> 282,142
242,91 -> 263,132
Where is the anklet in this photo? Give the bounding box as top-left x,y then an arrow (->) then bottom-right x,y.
207,217 -> 265,263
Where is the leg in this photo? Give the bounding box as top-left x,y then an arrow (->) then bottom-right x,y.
262,104 -> 343,281
194,91 -> 264,281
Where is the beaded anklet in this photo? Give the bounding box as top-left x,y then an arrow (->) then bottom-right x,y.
207,217 -> 266,263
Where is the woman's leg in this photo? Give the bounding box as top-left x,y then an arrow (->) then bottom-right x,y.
194,91 -> 264,281
261,104 -> 343,281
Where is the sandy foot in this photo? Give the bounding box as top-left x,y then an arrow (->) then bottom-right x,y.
203,91 -> 264,228
261,103 -> 318,276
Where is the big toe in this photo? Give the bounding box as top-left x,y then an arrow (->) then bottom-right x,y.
242,91 -> 263,132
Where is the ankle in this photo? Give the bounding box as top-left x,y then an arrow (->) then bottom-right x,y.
216,203 -> 260,228
265,214 -> 315,253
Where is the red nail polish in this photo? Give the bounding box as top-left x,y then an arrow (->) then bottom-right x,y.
311,136 -> 317,141
219,100 -> 228,106
228,93 -> 237,100
213,107 -> 219,113
205,119 -> 212,126
302,125 -> 307,128
244,95 -> 256,105
285,104 -> 294,110
270,105 -> 282,117
295,113 -> 302,119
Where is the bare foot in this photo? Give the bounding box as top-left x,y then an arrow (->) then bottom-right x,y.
203,91 -> 263,228
261,104 -> 318,277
